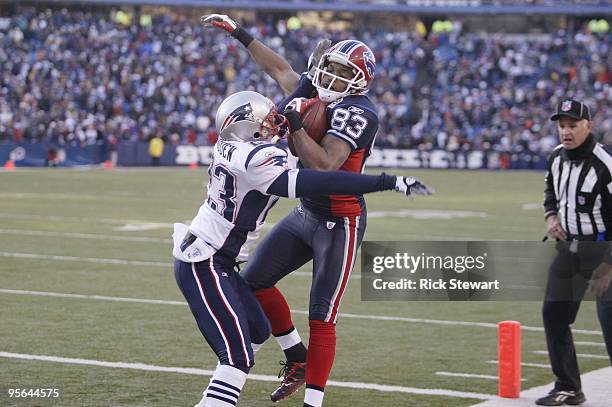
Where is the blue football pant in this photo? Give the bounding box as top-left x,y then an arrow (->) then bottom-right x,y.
242,206 -> 366,323
175,257 -> 271,372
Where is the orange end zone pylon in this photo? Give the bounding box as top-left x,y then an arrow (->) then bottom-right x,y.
498,320 -> 521,398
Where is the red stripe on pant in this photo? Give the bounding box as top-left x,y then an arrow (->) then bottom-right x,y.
326,216 -> 357,323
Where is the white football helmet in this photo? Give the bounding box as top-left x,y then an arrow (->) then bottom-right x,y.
215,91 -> 286,142
312,40 -> 376,102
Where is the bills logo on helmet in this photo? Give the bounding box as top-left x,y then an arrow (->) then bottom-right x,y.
221,103 -> 255,132
363,49 -> 376,79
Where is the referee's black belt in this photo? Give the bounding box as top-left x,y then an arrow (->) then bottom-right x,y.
567,233 -> 607,242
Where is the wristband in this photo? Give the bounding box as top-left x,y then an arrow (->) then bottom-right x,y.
380,173 -> 397,191
285,109 -> 303,133
231,27 -> 254,48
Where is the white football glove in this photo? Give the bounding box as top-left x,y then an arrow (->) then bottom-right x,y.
395,176 -> 434,198
201,14 -> 238,34
307,38 -> 332,80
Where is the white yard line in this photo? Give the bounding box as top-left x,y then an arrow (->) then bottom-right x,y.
472,366 -> 612,407
0,252 -> 325,278
368,210 -> 488,219
0,192 -> 115,201
0,351 -> 493,400
531,350 -> 609,360
0,252 -> 169,268
0,212 -> 172,226
435,372 -> 527,382
0,229 -> 171,243
0,289 -> 186,306
487,360 -> 551,369
575,341 -> 607,347
0,288 -> 603,336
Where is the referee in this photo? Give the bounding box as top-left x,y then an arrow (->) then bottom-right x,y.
537,99 -> 612,406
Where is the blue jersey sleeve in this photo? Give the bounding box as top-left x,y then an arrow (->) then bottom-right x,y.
276,73 -> 317,112
266,169 -> 396,198
325,97 -> 379,151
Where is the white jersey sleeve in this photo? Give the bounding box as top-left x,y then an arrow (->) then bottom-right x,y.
244,144 -> 289,194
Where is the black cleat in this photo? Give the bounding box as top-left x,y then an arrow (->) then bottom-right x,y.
535,389 -> 586,406
270,360 -> 306,403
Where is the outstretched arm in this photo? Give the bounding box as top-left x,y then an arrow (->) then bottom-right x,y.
246,41 -> 300,95
266,169 -> 434,199
202,14 -> 299,94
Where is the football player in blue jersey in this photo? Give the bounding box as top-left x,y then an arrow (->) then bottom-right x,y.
202,15 -> 418,407
175,90 -> 432,407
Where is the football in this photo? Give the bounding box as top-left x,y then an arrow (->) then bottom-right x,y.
287,97 -> 328,155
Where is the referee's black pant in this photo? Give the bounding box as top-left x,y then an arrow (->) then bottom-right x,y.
542,242 -> 612,392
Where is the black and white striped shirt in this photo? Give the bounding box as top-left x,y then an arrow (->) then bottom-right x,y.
544,135 -> 612,239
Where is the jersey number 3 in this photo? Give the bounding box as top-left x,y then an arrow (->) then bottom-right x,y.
330,108 -> 368,139
207,164 -> 237,222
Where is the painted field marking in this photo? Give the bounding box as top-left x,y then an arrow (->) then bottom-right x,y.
368,210 -> 488,219
0,288 -> 603,336
0,352 -> 494,400
531,350 -> 608,360
435,372 -> 526,382
113,223 -> 173,232
0,192 -> 114,201
472,366 -> 612,407
0,252 -> 325,278
574,341 -> 606,347
487,360 -> 550,369
0,252 -> 169,268
0,212 -> 173,226
0,228 -> 171,243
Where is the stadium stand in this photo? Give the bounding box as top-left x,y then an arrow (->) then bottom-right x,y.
0,4 -> 609,162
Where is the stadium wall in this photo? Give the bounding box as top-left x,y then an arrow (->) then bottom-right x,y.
0,142 -> 547,170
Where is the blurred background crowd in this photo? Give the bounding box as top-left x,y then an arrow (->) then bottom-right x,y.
0,4 -> 610,155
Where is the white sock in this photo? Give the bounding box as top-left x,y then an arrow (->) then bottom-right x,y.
251,342 -> 264,353
304,387 -> 324,407
275,327 -> 302,350
196,365 -> 247,407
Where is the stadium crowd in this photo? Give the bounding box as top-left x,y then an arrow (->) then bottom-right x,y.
0,6 -> 610,154
193,0 -> 611,6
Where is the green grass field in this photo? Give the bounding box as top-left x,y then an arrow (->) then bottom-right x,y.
0,168 -> 609,407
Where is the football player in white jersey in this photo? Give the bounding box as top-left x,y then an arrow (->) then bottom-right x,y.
202,14 -> 384,406
173,90 -> 432,407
